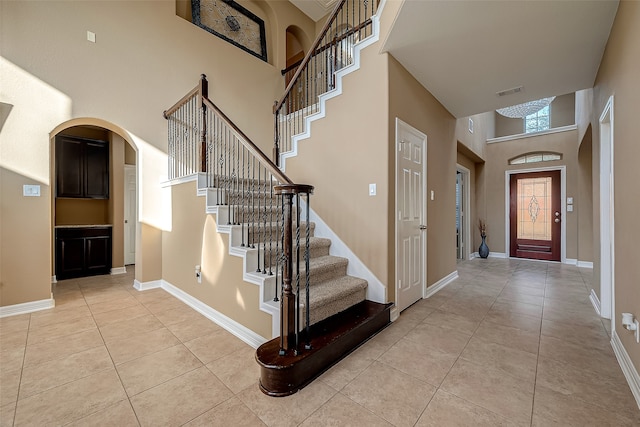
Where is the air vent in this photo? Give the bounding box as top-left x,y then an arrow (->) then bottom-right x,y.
496,86 -> 523,97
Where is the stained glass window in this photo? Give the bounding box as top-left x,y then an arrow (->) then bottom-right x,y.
517,177 -> 552,240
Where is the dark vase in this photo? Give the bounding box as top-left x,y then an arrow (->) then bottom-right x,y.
479,235 -> 489,258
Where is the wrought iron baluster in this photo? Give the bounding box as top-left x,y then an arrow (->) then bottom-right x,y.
256,165 -> 262,272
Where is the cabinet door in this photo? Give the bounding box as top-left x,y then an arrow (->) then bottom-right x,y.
85,235 -> 111,274
85,141 -> 109,199
56,137 -> 84,198
57,236 -> 86,279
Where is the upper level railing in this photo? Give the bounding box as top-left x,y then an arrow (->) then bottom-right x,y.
273,0 -> 379,164
164,75 -> 314,354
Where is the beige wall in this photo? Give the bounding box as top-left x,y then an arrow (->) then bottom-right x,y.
55,199 -> 109,225
162,181 -> 272,338
388,55 -> 457,289
592,0 -> 640,369
456,111 -> 493,159
284,34 -> 391,297
0,0 -> 310,307
550,93 -> 576,129
483,129 -> 579,259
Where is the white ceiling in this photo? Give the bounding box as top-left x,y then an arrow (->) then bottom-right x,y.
289,0 -> 338,22
381,0 -> 619,118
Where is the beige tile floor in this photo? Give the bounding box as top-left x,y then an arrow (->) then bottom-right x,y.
1,259 -> 639,426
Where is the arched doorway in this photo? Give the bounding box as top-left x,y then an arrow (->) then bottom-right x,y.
50,119 -> 138,282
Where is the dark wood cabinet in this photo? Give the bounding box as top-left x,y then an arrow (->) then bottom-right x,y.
56,227 -> 112,279
56,136 -> 109,199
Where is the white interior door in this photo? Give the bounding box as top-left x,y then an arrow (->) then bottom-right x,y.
396,119 -> 427,312
124,165 -> 136,265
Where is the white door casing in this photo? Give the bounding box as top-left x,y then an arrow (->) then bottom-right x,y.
456,165 -> 471,260
396,119 -> 427,312
124,165 -> 136,265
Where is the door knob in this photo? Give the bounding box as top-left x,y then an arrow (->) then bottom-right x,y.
555,212 -> 560,217
555,218 -> 560,223
419,225 -> 427,230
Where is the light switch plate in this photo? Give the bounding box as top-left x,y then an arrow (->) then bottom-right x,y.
430,190 -> 434,201
87,31 -> 96,43
23,184 -> 41,197
369,183 -> 376,196
567,197 -> 573,204
567,205 -> 574,212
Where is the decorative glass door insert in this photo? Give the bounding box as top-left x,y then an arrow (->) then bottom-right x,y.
517,177 -> 552,240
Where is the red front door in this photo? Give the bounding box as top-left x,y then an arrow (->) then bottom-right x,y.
509,170 -> 561,261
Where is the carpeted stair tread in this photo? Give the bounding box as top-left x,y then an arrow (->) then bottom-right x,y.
299,275 -> 368,325
293,255 -> 348,286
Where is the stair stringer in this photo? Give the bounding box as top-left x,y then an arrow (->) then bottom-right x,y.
279,10 -> 382,172
197,182 -> 282,339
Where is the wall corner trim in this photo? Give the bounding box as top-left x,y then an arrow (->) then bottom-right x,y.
133,279 -> 162,291
611,331 -> 640,410
111,267 -> 127,275
589,289 -> 601,316
0,298 -> 55,318
425,271 -> 459,299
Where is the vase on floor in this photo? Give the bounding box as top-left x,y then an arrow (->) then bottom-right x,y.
479,235 -> 489,258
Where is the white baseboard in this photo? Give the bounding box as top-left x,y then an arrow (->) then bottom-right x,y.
159,280 -> 267,349
110,267 -> 127,275
133,279 -> 162,291
566,258 -> 577,266
0,297 -> 55,318
51,275 -> 57,284
390,305 -> 399,322
589,289 -> 601,316
577,260 -> 594,269
470,252 -> 508,259
611,330 -> 640,410
425,271 -> 459,298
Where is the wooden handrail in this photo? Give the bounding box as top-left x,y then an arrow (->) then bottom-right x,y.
202,97 -> 293,185
273,0 -> 347,114
163,86 -> 199,119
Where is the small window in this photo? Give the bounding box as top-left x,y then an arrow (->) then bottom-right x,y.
509,152 -> 561,165
524,105 -> 550,133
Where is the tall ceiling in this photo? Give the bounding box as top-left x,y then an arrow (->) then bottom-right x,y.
291,0 -> 619,118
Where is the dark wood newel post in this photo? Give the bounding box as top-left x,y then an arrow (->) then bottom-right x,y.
199,74 -> 208,173
275,184 -> 314,354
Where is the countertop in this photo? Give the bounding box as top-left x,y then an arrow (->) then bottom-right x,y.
54,224 -> 113,228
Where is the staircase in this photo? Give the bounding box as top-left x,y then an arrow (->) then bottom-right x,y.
163,0 -> 389,398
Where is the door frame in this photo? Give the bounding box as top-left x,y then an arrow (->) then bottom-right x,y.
505,165 -> 566,263
395,118 -> 427,312
599,95 -> 615,324
456,164 -> 471,260
124,164 -> 137,265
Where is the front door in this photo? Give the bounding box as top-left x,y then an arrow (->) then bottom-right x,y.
396,120 -> 426,311
509,170 -> 561,261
